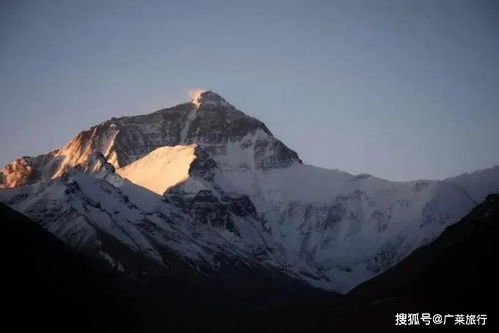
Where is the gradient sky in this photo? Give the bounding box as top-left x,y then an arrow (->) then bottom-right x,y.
1,0 -> 498,181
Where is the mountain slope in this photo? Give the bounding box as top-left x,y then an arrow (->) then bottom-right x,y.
263,193 -> 499,331
349,193 -> 499,312
1,91 -> 499,292
2,201 -> 335,332
116,144 -> 197,194
5,193 -> 497,331
1,201 -> 133,332
446,165 -> 499,204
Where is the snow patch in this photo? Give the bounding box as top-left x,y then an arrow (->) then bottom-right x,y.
117,145 -> 197,195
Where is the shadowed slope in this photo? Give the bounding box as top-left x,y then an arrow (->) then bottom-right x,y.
1,201 -> 133,332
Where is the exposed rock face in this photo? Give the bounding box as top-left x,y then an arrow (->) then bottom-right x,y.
0,153 -> 55,188
1,91 -> 499,293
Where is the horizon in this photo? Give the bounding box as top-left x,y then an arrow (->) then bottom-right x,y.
1,0 -> 498,181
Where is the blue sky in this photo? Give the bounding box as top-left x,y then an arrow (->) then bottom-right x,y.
1,0 -> 498,180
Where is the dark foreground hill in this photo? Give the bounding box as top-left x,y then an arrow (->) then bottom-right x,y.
1,201 -> 132,332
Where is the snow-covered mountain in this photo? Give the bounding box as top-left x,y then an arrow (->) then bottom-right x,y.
1,91 -> 498,293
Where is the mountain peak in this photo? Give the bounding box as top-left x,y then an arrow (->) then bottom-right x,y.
191,90 -> 231,108
0,90 -> 302,188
